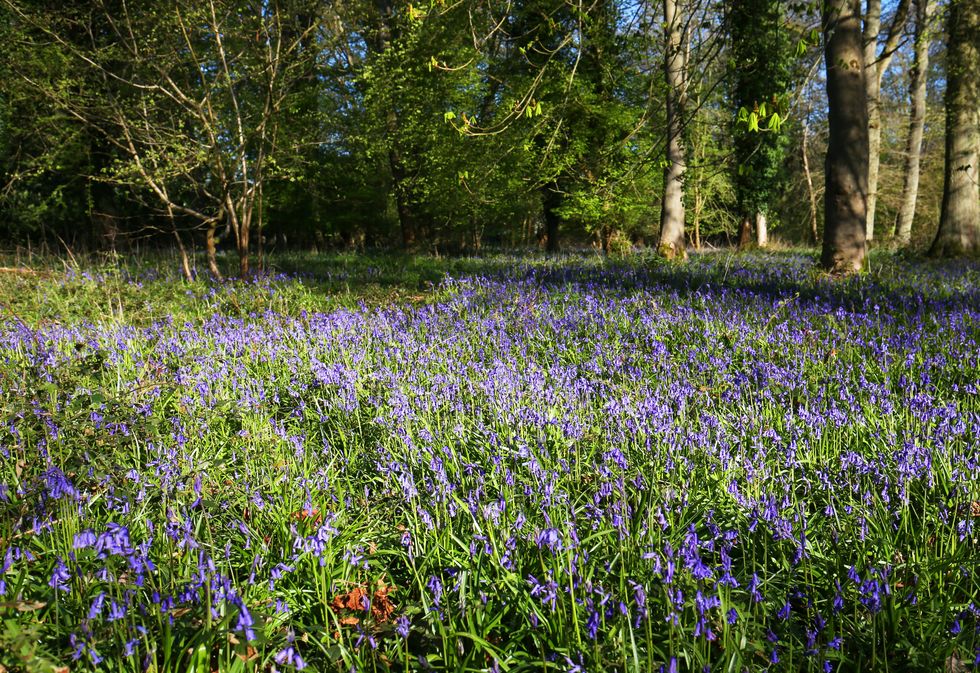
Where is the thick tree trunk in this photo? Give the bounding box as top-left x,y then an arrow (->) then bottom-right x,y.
755,211 -> 769,248
894,0 -> 932,247
658,0 -> 688,260
862,0 -> 909,241
822,0 -> 870,273
931,0 -> 980,256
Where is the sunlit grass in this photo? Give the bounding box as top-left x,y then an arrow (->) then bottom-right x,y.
0,251 -> 977,672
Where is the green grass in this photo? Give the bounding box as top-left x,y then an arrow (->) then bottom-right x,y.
0,250 -> 977,672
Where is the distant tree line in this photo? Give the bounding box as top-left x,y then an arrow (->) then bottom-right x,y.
0,0 -> 976,275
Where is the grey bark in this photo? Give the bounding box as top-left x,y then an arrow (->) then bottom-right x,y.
756,211 -> 768,248
862,0 -> 910,240
822,0 -> 870,272
894,0 -> 933,247
931,0 -> 980,256
802,115 -> 819,243
658,0 -> 688,260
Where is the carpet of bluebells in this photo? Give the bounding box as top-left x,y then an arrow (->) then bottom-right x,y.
1,252 -> 978,672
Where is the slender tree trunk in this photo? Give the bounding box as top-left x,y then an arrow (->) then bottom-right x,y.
206,221 -> 222,280
802,117 -> 819,243
239,226 -> 250,277
738,216 -> 752,249
863,0 -> 909,241
894,0 -> 933,247
931,0 -> 980,256
543,182 -> 561,253
691,113 -> 705,250
863,0 -> 883,241
387,110 -> 416,250
235,208 -> 250,277
174,230 -> 193,282
600,227 -> 612,255
658,0 -> 688,260
755,211 -> 769,247
366,0 -> 416,251
692,192 -> 702,249
256,183 -> 265,273
822,0 -> 870,272
166,205 -> 193,282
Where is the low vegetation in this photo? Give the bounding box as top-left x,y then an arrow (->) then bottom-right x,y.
1,252 -> 977,671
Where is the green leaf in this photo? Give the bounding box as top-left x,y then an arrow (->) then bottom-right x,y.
767,112 -> 782,133
748,112 -> 759,133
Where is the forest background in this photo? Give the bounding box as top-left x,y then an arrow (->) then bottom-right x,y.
0,0 -> 976,276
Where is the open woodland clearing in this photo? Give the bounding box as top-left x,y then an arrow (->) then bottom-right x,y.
1,0 -> 980,669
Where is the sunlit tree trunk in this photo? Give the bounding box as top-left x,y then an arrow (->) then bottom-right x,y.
822,0 -> 869,272
930,0 -> 980,256
164,203 -> 193,282
802,114 -> 819,244
894,0 -> 933,247
862,0 -> 909,241
658,0 -> 688,260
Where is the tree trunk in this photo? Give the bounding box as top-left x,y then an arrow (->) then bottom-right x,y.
863,0 -> 910,241
166,205 -> 193,282
543,182 -> 561,253
235,226 -> 249,277
387,111 -> 416,250
206,221 -> 222,280
755,211 -> 769,248
238,224 -> 250,277
863,0 -> 883,241
255,183 -> 265,274
600,227 -> 612,255
738,215 -> 752,249
174,230 -> 193,282
894,0 -> 933,247
802,116 -> 819,244
822,0 -> 870,273
692,202 -> 701,250
658,0 -> 688,260
930,0 -> 980,256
